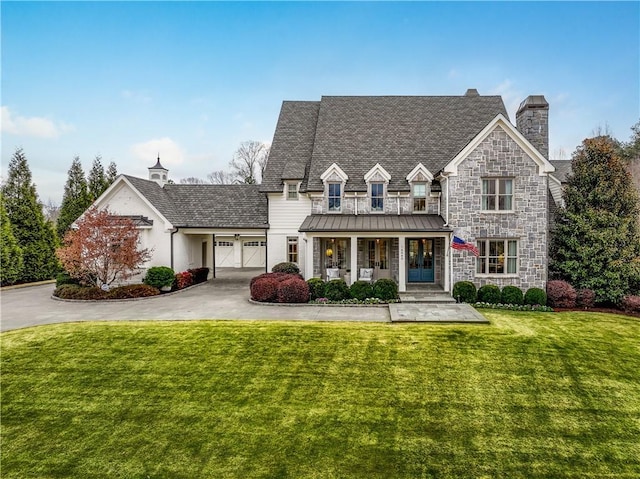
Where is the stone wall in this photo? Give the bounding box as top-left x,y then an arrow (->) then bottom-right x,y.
448,126 -> 549,290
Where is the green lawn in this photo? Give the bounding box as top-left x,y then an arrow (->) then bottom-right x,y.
2,312 -> 639,478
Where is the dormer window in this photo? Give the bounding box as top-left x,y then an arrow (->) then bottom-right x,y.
413,183 -> 427,212
328,183 -> 342,212
371,183 -> 384,212
286,182 -> 298,200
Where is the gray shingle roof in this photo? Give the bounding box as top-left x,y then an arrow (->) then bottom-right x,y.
123,175 -> 268,229
299,214 -> 450,233
550,160 -> 572,182
263,95 -> 508,193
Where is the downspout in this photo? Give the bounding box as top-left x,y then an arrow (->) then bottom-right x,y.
443,175 -> 450,226
354,192 -> 358,215
170,227 -> 180,270
264,228 -> 268,273
212,233 -> 216,279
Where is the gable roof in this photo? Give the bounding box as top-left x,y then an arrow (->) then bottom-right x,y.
550,160 -> 572,182
263,95 -> 508,193
122,175 -> 268,229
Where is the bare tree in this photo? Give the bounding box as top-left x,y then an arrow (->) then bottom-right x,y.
179,177 -> 207,184
207,170 -> 235,184
258,145 -> 270,183
229,140 -> 269,184
42,198 -> 61,224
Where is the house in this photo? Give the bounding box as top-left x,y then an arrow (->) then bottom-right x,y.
92,89 -> 560,293
261,90 -> 556,293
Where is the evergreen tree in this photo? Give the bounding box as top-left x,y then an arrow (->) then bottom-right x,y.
87,155 -> 107,200
550,136 -> 640,304
1,148 -> 59,282
0,192 -> 23,285
57,156 -> 91,238
105,161 -> 118,185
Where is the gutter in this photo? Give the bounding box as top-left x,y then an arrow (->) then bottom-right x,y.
170,227 -> 180,270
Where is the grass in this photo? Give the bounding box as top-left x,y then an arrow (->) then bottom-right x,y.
1,312 -> 639,478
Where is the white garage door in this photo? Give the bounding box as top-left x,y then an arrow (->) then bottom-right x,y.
215,239 -> 235,267
243,240 -> 266,267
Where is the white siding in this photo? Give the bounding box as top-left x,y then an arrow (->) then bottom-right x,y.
267,191 -> 311,275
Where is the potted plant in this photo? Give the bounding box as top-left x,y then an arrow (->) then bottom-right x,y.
143,266 -> 176,292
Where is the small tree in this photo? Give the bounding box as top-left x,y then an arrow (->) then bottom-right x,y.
105,161 -> 118,184
0,193 -> 23,285
58,156 -> 92,238
87,155 -> 109,200
57,207 -> 151,287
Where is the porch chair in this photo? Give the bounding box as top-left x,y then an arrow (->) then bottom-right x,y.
326,268 -> 340,281
359,268 -> 374,283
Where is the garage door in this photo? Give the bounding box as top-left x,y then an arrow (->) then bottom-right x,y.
215,239 -> 234,267
243,240 -> 266,267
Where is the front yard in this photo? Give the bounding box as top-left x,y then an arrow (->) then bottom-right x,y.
1,312 -> 639,478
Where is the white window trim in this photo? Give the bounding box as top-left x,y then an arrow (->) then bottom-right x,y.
285,182 -> 299,200
287,236 -> 299,264
327,182 -> 343,213
475,238 -> 519,277
481,178 -> 514,212
369,182 -> 385,213
411,182 -> 428,213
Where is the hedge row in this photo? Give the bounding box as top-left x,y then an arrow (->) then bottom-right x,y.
452,281 -> 547,306
250,272 -> 309,303
54,284 -> 160,300
308,278 -> 398,302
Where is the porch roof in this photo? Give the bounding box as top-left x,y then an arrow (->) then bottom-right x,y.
299,214 -> 451,233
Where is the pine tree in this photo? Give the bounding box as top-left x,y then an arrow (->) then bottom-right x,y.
105,161 -> 118,185
550,136 -> 640,304
57,156 -> 92,238
1,148 -> 58,282
87,155 -> 107,201
0,192 -> 23,285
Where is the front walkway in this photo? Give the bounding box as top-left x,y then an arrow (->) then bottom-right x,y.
0,268 -> 488,332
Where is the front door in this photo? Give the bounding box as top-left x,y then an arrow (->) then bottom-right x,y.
366,239 -> 390,280
408,239 -> 434,282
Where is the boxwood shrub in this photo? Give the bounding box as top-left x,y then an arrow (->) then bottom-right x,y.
477,284 -> 501,304
144,266 -> 176,289
350,280 -> 374,301
524,287 -> 547,306
277,277 -> 310,303
547,280 -> 577,308
373,278 -> 398,301
501,285 -> 524,305
272,262 -> 300,274
324,279 -> 350,301
307,277 -> 325,300
452,281 -> 477,303
188,267 -> 210,283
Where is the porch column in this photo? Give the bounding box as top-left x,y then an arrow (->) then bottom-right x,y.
398,236 -> 406,292
350,236 -> 358,285
304,234 -> 314,280
444,237 -> 451,293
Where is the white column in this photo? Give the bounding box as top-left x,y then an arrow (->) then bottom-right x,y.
350,236 -> 358,285
234,237 -> 242,268
305,235 -> 314,280
398,236 -> 406,292
445,235 -> 451,292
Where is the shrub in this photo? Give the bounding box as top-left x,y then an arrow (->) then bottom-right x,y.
250,277 -> 279,302
107,284 -> 160,299
452,281 -> 477,303
272,262 -> 300,274
350,280 -> 374,301
620,295 -> 640,313
373,278 -> 398,301
477,284 -> 501,304
56,271 -> 80,287
324,279 -> 350,301
277,277 -> 310,303
576,288 -> 596,308
175,271 -> 194,290
501,285 -> 524,305
547,280 -> 577,308
188,267 -> 210,283
307,277 -> 325,300
524,287 -> 547,306
143,266 -> 176,289
250,272 -> 297,287
54,284 -> 106,300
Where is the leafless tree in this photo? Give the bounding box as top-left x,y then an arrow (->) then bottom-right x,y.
207,170 -> 235,184
42,198 -> 61,224
179,177 -> 207,184
229,140 -> 269,184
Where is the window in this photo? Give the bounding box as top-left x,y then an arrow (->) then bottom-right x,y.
413,183 -> 427,212
482,178 -> 513,211
216,241 -> 233,247
371,183 -> 384,212
476,239 -> 518,275
287,183 -> 298,200
287,237 -> 298,263
328,183 -> 341,212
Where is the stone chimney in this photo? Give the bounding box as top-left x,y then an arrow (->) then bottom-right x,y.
516,95 -> 549,158
148,155 -> 169,187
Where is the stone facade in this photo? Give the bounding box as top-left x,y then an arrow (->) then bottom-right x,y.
448,126 -> 549,290
311,192 -> 439,215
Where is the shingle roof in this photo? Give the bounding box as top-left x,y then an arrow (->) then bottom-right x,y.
263,95 -> 508,193
550,160 -> 572,182
123,175 -> 268,229
299,214 -> 450,233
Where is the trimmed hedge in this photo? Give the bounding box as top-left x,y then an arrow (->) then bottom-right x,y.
325,279 -> 350,301
307,278 -> 325,300
373,279 -> 398,301
576,288 -> 596,308
108,284 -> 161,299
621,295 -> 640,313
144,266 -> 176,289
54,284 -> 160,300
250,277 -> 279,302
188,267 -> 210,283
277,277 -> 310,303
350,280 -> 374,301
452,281 -> 477,303
272,262 -> 300,274
547,280 -> 577,308
501,285 -> 524,305
477,284 -> 501,304
175,271 -> 194,290
524,287 -> 547,306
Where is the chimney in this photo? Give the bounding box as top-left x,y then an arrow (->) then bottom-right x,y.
148,155 -> 169,187
465,88 -> 480,97
516,95 -> 549,158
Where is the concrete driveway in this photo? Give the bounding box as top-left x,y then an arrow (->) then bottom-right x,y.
0,268 -> 390,332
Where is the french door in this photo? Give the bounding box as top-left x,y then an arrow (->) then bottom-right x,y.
408,238 -> 434,282
365,239 -> 390,280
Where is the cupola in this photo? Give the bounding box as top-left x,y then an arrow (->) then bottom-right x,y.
148,155 -> 169,187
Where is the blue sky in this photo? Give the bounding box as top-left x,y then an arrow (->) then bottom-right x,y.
2,1 -> 639,204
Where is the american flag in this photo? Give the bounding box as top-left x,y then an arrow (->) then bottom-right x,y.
451,236 -> 479,257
